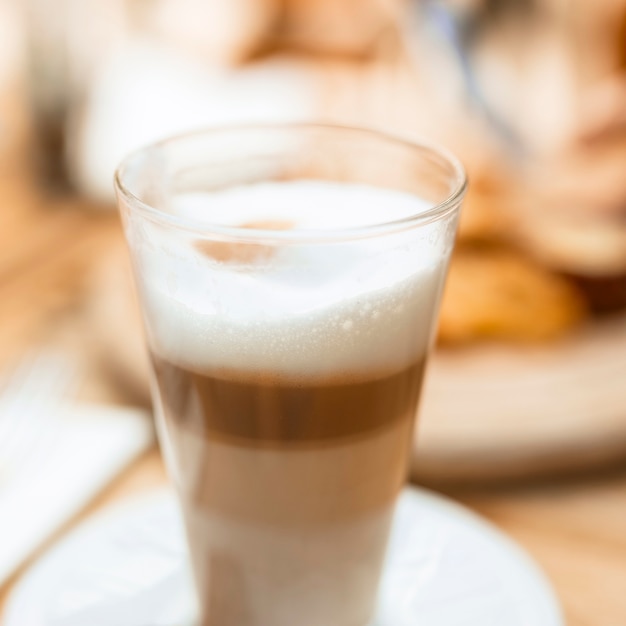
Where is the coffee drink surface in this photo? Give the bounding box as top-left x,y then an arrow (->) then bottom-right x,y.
140,181 -> 449,626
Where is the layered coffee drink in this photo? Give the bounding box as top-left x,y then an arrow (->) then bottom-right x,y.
139,182 -> 451,626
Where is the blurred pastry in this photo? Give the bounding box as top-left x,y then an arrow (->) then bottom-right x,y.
438,246 -> 588,344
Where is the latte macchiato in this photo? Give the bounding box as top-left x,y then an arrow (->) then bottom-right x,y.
138,181 -> 451,626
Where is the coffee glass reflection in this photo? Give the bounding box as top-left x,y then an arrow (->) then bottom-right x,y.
115,124 -> 465,626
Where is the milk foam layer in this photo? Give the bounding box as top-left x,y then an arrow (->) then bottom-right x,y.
169,181 -> 434,229
142,181 -> 448,379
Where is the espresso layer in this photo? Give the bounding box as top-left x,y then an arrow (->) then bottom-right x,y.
152,358 -> 425,445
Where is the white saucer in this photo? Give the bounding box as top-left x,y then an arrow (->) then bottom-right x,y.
3,487 -> 563,626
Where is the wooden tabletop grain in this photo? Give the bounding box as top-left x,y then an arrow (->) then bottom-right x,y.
0,100 -> 625,626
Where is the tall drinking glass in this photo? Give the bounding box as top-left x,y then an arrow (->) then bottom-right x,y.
115,124 -> 466,626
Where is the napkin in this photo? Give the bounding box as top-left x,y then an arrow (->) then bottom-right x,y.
0,405 -> 153,586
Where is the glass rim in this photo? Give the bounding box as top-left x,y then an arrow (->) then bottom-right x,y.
114,122 -> 467,244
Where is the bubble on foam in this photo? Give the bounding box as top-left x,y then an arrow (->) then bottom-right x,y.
140,181 -> 450,379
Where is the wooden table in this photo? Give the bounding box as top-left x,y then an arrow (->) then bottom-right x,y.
0,102 -> 625,626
